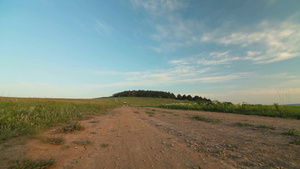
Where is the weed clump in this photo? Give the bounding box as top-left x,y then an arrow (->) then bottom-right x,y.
59,121 -> 85,133
9,158 -> 55,169
146,111 -> 155,117
72,140 -> 92,146
101,143 -> 109,148
284,129 -> 300,136
192,115 -> 220,123
234,122 -> 253,127
40,137 -> 65,145
257,124 -> 276,130
289,139 -> 300,145
89,121 -> 99,123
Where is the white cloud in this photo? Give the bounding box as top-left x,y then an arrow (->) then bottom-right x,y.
151,18 -> 205,52
212,21 -> 300,64
165,20 -> 300,64
95,19 -> 113,35
87,64 -> 239,90
169,51 -> 241,66
131,0 -> 300,64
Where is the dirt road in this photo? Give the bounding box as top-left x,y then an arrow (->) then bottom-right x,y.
2,105 -> 300,168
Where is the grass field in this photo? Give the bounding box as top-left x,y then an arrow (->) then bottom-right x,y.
158,102 -> 300,119
0,97 -> 120,141
2,96 -> 299,142
117,97 -> 191,107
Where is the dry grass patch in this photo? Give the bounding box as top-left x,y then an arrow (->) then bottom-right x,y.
9,158 -> 55,169
71,140 -> 92,146
192,115 -> 221,123
284,129 -> 300,136
40,137 -> 65,145
101,143 -> 109,148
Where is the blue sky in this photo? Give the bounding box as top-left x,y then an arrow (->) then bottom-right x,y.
1,0 -> 299,104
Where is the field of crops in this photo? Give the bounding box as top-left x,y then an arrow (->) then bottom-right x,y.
159,102 -> 300,119
0,97 -> 120,141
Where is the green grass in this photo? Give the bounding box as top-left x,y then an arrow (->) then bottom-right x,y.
59,121 -> 85,133
89,120 -> 99,123
159,102 -> 300,119
234,122 -> 254,127
40,137 -> 65,145
118,97 -> 192,107
146,111 -> 155,117
161,111 -> 173,114
257,124 -> 276,130
101,143 -> 109,148
0,97 -> 120,141
72,140 -> 92,146
9,158 -> 55,169
192,115 -> 220,123
289,139 -> 300,145
234,122 -> 276,130
283,129 -> 300,136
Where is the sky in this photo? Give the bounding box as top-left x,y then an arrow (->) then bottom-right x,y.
0,0 -> 300,104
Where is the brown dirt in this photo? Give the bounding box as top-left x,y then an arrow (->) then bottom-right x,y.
1,105 -> 300,169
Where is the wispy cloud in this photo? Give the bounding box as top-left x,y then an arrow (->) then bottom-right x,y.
151,18 -> 205,53
169,51 -> 241,66
134,1 -> 300,64
130,0 -> 185,15
163,20 -> 300,64
95,19 -> 113,35
205,21 -> 300,64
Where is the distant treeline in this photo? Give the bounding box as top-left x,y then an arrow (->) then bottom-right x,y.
112,90 -> 212,102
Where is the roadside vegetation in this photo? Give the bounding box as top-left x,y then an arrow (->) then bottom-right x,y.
283,129 -> 300,136
71,140 -> 92,146
0,97 -> 120,141
58,121 -> 85,133
192,115 -> 220,123
159,102 -> 300,119
9,158 -> 55,169
118,97 -> 191,107
40,136 -> 65,145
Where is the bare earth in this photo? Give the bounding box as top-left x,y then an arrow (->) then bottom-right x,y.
1,105 -> 300,169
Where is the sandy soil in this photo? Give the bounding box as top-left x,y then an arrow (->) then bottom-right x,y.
1,105 -> 300,169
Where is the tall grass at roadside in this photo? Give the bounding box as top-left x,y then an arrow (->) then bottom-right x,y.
9,158 -> 55,169
0,97 -> 119,141
159,102 -> 300,119
118,97 -> 192,107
